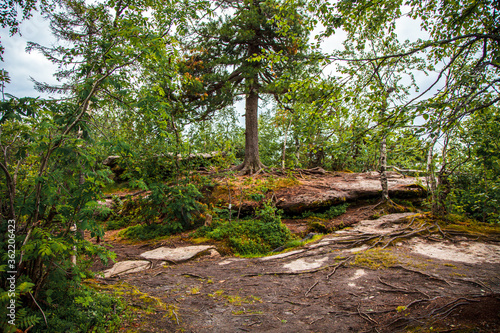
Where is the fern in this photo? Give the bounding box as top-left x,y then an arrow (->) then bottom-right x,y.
15,308 -> 41,330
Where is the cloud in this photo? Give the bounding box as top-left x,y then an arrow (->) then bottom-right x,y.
1,12 -> 59,98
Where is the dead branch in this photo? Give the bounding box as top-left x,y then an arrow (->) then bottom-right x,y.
387,165 -> 426,174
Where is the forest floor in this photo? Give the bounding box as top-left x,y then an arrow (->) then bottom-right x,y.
90,174 -> 500,333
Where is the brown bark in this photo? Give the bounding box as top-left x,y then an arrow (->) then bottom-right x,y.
233,43 -> 266,174
233,87 -> 265,174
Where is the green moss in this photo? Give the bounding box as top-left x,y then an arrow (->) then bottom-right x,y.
307,220 -> 329,233
352,248 -> 398,269
441,214 -> 500,235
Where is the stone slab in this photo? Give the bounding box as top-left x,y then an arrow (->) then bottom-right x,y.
140,245 -> 215,262
102,260 -> 151,278
283,257 -> 329,272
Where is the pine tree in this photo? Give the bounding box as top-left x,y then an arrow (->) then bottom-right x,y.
180,0 -> 318,174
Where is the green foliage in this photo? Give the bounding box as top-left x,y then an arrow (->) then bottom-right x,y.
248,193 -> 266,202
119,223 -> 175,241
449,174 -> 500,224
196,203 -> 292,256
107,182 -> 207,239
33,281 -> 126,333
301,203 -> 349,219
446,108 -> 500,223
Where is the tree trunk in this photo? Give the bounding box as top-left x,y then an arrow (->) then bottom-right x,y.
378,87 -> 392,203
281,116 -> 293,170
233,70 -> 265,174
380,136 -> 389,202
240,88 -> 264,173
426,135 -> 439,214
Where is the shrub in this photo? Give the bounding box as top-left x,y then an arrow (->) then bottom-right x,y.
198,203 -> 292,255
106,182 -> 207,236
119,223 -> 175,240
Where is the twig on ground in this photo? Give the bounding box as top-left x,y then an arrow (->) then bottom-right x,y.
305,280 -> 319,297
181,273 -> 206,279
172,309 -> 179,325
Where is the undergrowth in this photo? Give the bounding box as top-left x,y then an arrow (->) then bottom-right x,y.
107,182 -> 207,240
119,223 -> 177,240
1,269 -> 128,333
192,202 -> 292,256
440,213 -> 500,234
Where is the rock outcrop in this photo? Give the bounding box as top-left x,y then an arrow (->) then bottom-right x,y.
211,171 -> 426,214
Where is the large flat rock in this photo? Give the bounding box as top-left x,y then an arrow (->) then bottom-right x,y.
275,172 -> 426,213
140,245 -> 215,262
102,260 -> 151,278
211,172 -> 426,214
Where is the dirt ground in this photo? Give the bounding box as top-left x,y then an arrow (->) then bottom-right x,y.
90,202 -> 500,333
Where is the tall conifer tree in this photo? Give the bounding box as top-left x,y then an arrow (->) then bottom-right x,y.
180,0 -> 318,174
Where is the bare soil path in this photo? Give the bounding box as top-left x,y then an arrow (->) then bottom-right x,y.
92,210 -> 500,333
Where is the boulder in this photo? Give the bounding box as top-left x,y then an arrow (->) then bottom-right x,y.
140,245 -> 215,262
102,260 -> 151,278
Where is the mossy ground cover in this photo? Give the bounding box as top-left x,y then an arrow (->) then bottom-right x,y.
352,248 -> 399,269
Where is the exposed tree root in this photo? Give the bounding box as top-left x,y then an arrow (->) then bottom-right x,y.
357,303 -> 378,325
372,198 -> 408,213
326,258 -> 350,279
230,160 -> 268,175
243,259 -> 350,277
295,167 -> 327,175
377,277 -> 429,297
390,265 -> 452,286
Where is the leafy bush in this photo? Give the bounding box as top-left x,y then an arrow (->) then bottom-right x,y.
33,279 -> 126,333
448,173 -> 500,223
119,223 -> 176,240
196,203 -> 292,255
0,253 -> 124,333
106,182 -> 207,236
